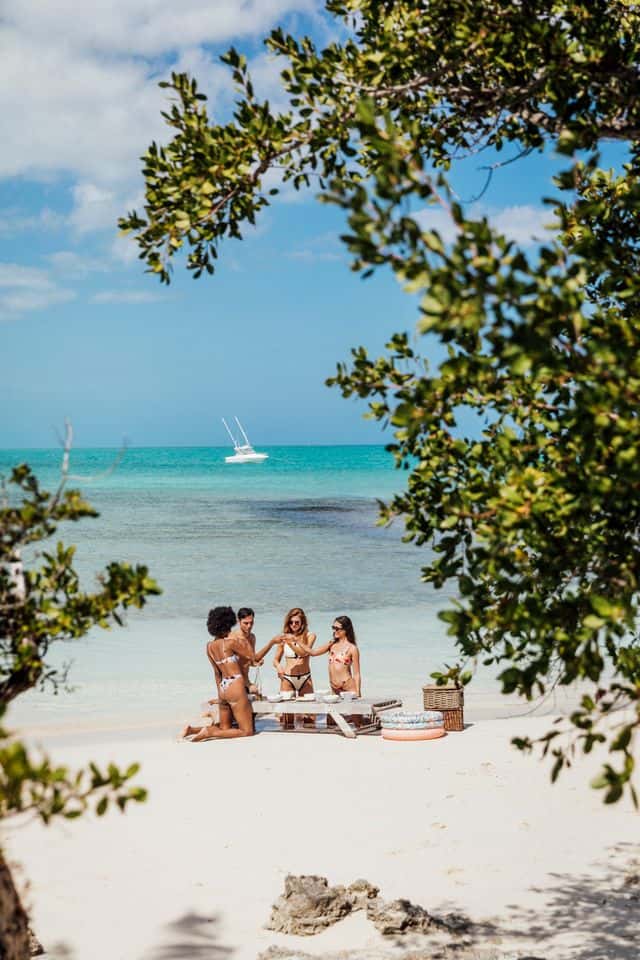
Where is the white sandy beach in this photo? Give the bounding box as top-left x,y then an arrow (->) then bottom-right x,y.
4,712 -> 638,960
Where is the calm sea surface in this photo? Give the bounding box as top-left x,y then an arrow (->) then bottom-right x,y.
1,446 -> 519,732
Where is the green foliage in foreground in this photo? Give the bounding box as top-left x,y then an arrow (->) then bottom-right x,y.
120,0 -> 640,802
0,463 -> 160,827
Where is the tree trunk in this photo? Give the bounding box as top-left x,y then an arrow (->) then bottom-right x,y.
0,853 -> 29,960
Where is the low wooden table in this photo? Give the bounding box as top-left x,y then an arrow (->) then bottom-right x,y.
251,696 -> 402,738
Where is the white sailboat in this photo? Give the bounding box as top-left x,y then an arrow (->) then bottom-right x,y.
222,417 -> 269,464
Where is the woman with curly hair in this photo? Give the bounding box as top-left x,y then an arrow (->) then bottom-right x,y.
181,606 -> 256,741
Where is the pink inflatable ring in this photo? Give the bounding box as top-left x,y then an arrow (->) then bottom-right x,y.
382,727 -> 446,742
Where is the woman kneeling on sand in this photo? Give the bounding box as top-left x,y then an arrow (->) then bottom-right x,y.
182,606 -> 256,741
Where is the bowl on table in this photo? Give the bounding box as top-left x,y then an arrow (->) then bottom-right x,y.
340,691 -> 356,701
280,691 -> 295,701
301,693 -> 316,701
266,694 -> 282,703
315,689 -> 330,697
322,694 -> 341,703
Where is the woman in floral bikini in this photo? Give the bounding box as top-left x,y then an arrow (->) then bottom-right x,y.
304,614 -> 361,696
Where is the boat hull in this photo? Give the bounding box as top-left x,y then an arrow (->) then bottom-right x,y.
225,452 -> 269,463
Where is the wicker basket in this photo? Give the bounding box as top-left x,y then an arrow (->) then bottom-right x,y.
422,685 -> 464,732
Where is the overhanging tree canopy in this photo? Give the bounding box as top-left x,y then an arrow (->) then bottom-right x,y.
120,0 -> 640,802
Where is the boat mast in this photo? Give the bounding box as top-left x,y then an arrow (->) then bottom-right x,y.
221,417 -> 239,449
234,417 -> 252,447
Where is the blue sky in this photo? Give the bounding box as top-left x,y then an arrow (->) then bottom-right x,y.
0,1 -> 614,448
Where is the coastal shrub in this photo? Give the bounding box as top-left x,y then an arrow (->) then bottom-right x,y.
120,0 -> 640,803
0,443 -> 160,954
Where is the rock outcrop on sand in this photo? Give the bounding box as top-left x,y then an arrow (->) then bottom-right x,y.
266,874 -> 471,939
265,875 -> 379,935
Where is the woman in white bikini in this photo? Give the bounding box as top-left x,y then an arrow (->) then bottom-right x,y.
272,607 -> 316,697
182,606 -> 257,741
307,615 -> 361,696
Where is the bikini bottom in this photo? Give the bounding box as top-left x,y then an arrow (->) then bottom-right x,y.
282,672 -> 312,693
331,677 -> 355,693
219,674 -> 243,697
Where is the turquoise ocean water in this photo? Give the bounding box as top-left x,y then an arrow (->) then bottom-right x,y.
2,445 -> 518,734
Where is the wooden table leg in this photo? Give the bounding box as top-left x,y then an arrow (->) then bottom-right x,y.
328,708 -> 357,738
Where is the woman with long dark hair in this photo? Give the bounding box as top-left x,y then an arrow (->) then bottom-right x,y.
181,606 -> 256,741
307,614 -> 361,696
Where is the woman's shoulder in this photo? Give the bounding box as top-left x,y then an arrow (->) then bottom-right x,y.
307,631 -> 317,642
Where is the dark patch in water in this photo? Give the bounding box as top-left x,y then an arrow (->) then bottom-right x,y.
269,502 -> 364,514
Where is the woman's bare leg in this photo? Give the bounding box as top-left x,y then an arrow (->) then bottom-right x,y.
279,676 -> 296,728
186,696 -> 254,740
298,676 -> 316,727
218,702 -> 234,730
181,724 -> 201,737
182,723 -> 221,740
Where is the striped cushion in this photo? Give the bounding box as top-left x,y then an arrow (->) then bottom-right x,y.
380,710 -> 444,729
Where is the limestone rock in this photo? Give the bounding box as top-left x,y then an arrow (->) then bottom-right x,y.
265,874 -> 353,935
346,878 -> 380,910
265,874 -> 471,943
366,896 -> 434,936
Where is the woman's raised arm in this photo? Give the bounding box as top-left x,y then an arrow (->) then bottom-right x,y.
303,638 -> 332,657
253,635 -> 282,663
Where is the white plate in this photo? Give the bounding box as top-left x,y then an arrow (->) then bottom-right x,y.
266,695 -> 282,703
323,695 -> 340,703
301,693 -> 316,701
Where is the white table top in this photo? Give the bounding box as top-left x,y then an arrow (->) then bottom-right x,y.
251,696 -> 401,716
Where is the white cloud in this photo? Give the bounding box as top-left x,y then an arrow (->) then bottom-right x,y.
287,230 -> 346,263
89,289 -> 166,304
111,232 -> 144,266
0,207 -> 66,235
0,2 -> 314,185
0,262 -> 75,320
0,263 -> 56,290
413,207 -> 461,244
490,204 -> 553,245
0,288 -> 75,314
6,1 -> 316,57
415,203 -> 553,247
45,251 -> 111,275
288,249 -> 342,263
0,0 -> 317,247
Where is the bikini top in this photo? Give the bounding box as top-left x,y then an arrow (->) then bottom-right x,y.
283,638 -> 305,658
329,644 -> 352,666
212,639 -> 239,667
